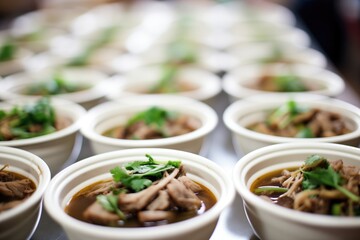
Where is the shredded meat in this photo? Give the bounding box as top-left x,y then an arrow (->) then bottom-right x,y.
167,178 -> 201,211
147,190 -> 170,211
118,168 -> 179,212
0,179 -> 34,199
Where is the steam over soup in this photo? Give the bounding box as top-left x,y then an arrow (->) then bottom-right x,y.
251,155 -> 360,216
0,97 -> 71,140
103,106 -> 201,140
0,165 -> 36,212
65,155 -> 217,227
248,100 -> 352,138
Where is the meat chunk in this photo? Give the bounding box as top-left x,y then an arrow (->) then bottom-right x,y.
167,178 -> 201,211
83,201 -> 120,226
118,169 -> 179,212
78,181 -> 115,197
0,179 -> 34,199
147,190 -> 170,211
178,176 -> 202,193
138,210 -> 175,223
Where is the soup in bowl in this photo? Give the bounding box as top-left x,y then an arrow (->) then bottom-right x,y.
44,148 -> 235,240
233,142 -> 360,240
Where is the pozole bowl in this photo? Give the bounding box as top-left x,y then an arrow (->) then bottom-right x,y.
222,63 -> 345,102
0,146 -> 51,240
233,142 -> 360,240
0,98 -> 86,173
1,67 -> 108,109
80,95 -> 218,155
44,148 -> 235,240
223,96 -> 360,155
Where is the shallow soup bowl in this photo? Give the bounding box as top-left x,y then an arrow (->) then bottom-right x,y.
0,98 -> 86,174
0,146 -> 51,240
44,148 -> 235,240
233,142 -> 360,240
80,95 -> 218,155
223,96 -> 360,155
222,63 -> 345,102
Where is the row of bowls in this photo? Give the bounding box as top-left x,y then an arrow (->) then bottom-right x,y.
1,1 -> 360,240
3,138 -> 360,240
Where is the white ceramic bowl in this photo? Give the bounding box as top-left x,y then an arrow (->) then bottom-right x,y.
44,148 -> 235,240
0,146 -> 51,240
0,99 -> 86,173
106,66 -> 222,105
233,142 -> 360,240
1,68 -> 108,109
223,96 -> 360,155
81,95 -> 218,155
226,41 -> 327,69
222,63 -> 345,102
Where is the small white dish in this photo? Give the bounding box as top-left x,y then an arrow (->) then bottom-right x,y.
80,95 -> 218,155
222,63 -> 345,102
1,67 -> 108,109
223,96 -> 360,155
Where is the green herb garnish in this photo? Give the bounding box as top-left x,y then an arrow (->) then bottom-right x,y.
167,41 -> 197,64
96,194 -> 125,219
273,75 -> 307,92
110,154 -> 181,192
149,65 -> 178,93
301,155 -> 360,202
254,186 -> 288,194
26,72 -> 86,95
127,106 -> 174,129
295,127 -> 314,138
0,97 -> 56,140
267,100 -> 309,129
67,26 -> 117,66
0,41 -> 16,62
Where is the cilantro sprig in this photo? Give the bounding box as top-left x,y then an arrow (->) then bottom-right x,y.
272,75 -> 307,92
149,65 -> 178,93
267,100 -> 309,129
0,41 -> 16,62
126,106 -> 175,130
301,155 -> 360,202
110,154 -> 181,192
0,97 -> 56,140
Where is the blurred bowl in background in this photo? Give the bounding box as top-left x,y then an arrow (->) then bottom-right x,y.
222,63 -> 345,102
0,98 -> 86,174
1,67 -> 108,109
223,95 -> 360,155
81,95 -> 218,155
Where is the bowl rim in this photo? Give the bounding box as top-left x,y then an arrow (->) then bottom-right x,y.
223,97 -> 360,143
44,148 -> 235,238
222,63 -> 345,99
0,98 -> 86,146
80,95 -> 218,147
233,142 -> 360,227
0,146 -> 51,221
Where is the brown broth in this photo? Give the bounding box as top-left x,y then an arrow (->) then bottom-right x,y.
65,179 -> 217,227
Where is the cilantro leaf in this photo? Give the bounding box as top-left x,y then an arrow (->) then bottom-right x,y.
110,154 -> 181,192
126,106 -> 174,129
302,163 -> 360,202
274,75 -> 307,92
96,194 -> 125,219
